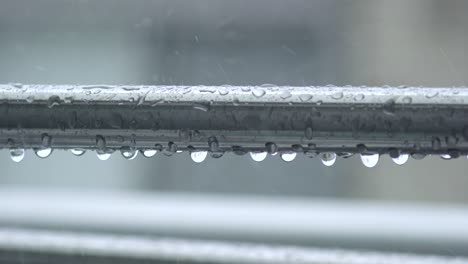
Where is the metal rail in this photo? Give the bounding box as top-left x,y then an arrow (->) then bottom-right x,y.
1,84 -> 468,159
0,228 -> 467,264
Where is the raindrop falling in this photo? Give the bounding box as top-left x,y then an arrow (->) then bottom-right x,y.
10,148 -> 25,162
121,148 -> 138,160
252,89 -> 266,98
392,154 -> 409,165
250,152 -> 267,162
34,148 -> 53,158
360,153 -> 379,168
191,151 -> 208,163
140,149 -> 157,158
96,151 -> 112,161
70,149 -> 86,156
280,152 -> 296,162
320,152 -> 336,166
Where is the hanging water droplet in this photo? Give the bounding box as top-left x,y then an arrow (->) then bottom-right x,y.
10,148 -> 25,162
241,87 -> 251,92
280,90 -> 292,99
140,149 -> 157,158
210,151 -> 224,158
191,151 -> 208,163
47,95 -> 60,108
320,152 -> 336,166
402,96 -> 412,104
70,148 -> 86,156
432,137 -> 441,150
208,137 -> 219,152
121,148 -> 138,160
34,148 -> 53,158
360,153 -> 379,168
252,88 -> 266,98
440,154 -> 452,160
280,152 -> 296,162
26,96 -> 35,103
265,142 -> 278,155
250,152 -> 267,162
305,127 -> 313,140
331,92 -> 344,100
392,154 -> 409,165
96,135 -> 106,151
96,151 -> 112,161
411,153 -> 426,160
193,103 -> 209,112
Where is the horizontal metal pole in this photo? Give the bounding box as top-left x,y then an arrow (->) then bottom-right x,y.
0,228 -> 467,264
2,188 -> 468,255
1,84 -> 468,156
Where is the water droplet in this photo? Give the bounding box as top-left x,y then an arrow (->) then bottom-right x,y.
96,135 -> 106,151
191,151 -> 208,163
354,94 -> 365,101
299,94 -> 313,102
41,133 -> 52,147
426,91 -> 439,99
382,99 -> 396,116
250,152 -> 267,162
241,87 -> 251,92
34,148 -> 53,158
360,153 -> 379,168
96,151 -> 111,161
280,90 -> 292,99
121,148 -> 138,160
47,95 -> 60,108
208,137 -> 219,152
432,137 -> 441,150
70,148 -> 86,156
218,89 -> 229,96
193,103 -> 209,112
26,96 -> 35,103
265,142 -> 278,155
10,148 -> 25,162
199,87 -> 216,93
140,149 -> 157,158
402,96 -> 412,104
305,127 -> 313,140
252,89 -> 266,98
411,153 -> 426,160
440,154 -> 452,160
280,152 -> 296,162
210,151 -> 224,158
320,152 -> 336,166
392,154 -> 409,165
331,92 -> 344,100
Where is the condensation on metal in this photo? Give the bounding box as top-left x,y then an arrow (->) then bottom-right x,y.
0,84 -> 467,155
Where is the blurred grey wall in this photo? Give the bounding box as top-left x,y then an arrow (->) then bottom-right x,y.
0,0 -> 467,203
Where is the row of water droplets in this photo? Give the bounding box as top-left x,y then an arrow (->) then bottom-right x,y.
9,147 -> 461,167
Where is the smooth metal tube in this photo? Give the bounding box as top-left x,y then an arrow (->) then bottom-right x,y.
1,84 -> 467,156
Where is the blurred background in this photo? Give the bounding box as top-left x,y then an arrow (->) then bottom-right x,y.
0,0 -> 468,258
